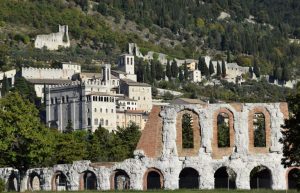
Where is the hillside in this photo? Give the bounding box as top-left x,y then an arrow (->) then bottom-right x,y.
0,0 -> 299,79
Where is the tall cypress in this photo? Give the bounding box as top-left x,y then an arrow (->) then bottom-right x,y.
209,60 -> 215,75
183,62 -> 189,80
171,59 -> 178,78
221,60 -> 226,78
217,62 -> 221,77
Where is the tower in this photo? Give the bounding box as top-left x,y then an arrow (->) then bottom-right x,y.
118,54 -> 135,75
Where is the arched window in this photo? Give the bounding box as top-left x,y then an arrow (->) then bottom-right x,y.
87,118 -> 91,126
288,168 -> 300,189
82,171 -> 97,190
253,113 -> 266,147
94,108 -> 97,112
182,113 -> 194,148
217,113 -> 230,147
179,167 -> 199,189
214,167 -> 236,189
112,170 -> 130,190
250,166 -> 272,189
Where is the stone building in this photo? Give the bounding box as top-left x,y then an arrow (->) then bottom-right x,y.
34,25 -> 70,50
2,102 -> 299,192
0,69 -> 16,98
46,62 -> 151,132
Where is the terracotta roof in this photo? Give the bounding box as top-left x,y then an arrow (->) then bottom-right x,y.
172,98 -> 207,105
26,79 -> 72,85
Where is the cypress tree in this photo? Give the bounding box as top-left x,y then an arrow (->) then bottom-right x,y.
1,74 -> 10,97
209,60 -> 215,75
150,60 -> 156,81
221,60 -> 226,78
249,67 -> 254,79
253,58 -> 260,78
179,69 -> 184,82
227,50 -> 231,63
166,60 -> 172,80
217,61 -> 221,77
171,59 -> 178,78
282,66 -> 289,82
183,62 -> 189,80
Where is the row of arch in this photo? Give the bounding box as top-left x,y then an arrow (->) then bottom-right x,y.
23,167 -> 300,191
177,108 -> 271,157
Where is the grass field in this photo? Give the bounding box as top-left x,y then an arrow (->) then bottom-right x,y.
29,190 -> 298,193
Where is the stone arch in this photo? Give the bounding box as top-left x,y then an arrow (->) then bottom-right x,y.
143,168 -> 164,190
51,171 -> 68,191
287,168 -> 300,189
212,108 -> 235,159
179,167 -> 199,189
176,109 -> 201,157
27,172 -> 41,191
250,165 -> 272,189
248,107 -> 271,154
7,172 -> 18,192
214,166 -> 236,189
110,169 -> 130,190
79,170 -> 97,190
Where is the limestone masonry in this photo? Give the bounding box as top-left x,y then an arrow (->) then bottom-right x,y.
2,102 -> 299,191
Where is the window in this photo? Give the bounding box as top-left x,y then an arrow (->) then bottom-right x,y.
253,113 -> 266,147
94,118 -> 98,125
66,95 -> 69,102
94,108 -> 97,112
217,113 -> 230,147
51,98 -> 54,104
100,108 -> 102,113
106,109 -> 108,113
62,96 -> 65,103
111,109 -> 113,113
87,118 -> 91,126
182,113 -> 194,148
106,120 -> 108,126
127,102 -> 130,105
100,119 -> 104,126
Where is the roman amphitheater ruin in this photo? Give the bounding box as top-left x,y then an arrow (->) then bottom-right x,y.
1,102 -> 300,191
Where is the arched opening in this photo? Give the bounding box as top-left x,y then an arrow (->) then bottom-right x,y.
7,173 -> 18,192
217,113 -> 230,147
182,113 -> 194,148
250,166 -> 272,189
288,168 -> 300,189
83,171 -> 97,190
214,167 -> 236,189
179,167 -> 199,189
52,171 -> 68,191
28,172 -> 41,191
112,169 -> 130,190
253,113 -> 266,147
143,168 -> 163,190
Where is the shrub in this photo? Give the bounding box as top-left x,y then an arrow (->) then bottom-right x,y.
0,178 -> 5,192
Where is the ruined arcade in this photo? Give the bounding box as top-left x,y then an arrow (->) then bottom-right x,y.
2,102 -> 299,191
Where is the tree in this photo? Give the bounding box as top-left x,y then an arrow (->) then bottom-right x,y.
0,92 -> 55,176
183,62 -> 189,80
12,77 -> 37,103
217,62 -> 221,77
280,86 -> 300,168
227,50 -> 231,63
179,69 -> 184,82
171,59 -> 178,78
54,131 -> 88,164
222,60 -> 227,78
249,67 -> 254,79
253,58 -> 260,78
1,74 -> 10,97
182,113 -> 193,148
198,57 -> 209,77
282,65 -> 289,82
150,61 -> 156,82
209,60 -> 215,75
64,120 -> 73,133
166,60 -> 172,80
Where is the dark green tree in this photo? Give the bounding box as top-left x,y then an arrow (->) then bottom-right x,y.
183,62 -> 189,80
182,113 -> 194,148
280,85 -> 300,168
1,74 -> 10,97
282,65 -> 289,82
254,114 -> 266,147
179,69 -> 184,82
253,58 -> 260,78
64,120 -> 73,133
227,50 -> 231,63
166,60 -> 172,81
171,59 -> 178,78
222,60 -> 227,78
217,115 -> 230,147
209,60 -> 215,75
217,61 -> 221,77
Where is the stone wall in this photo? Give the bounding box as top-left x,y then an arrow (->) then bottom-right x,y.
1,102 -> 295,191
